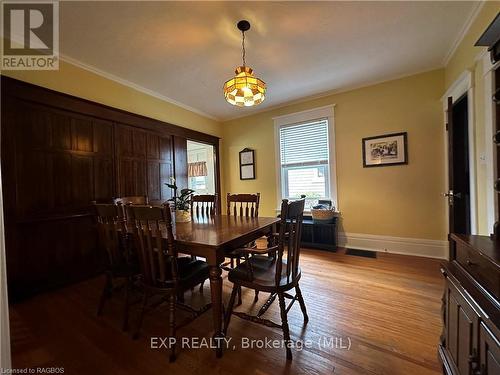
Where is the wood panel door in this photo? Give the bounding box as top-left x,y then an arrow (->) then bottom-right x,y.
115,124 -> 147,197
146,133 -> 173,202
115,124 -> 174,201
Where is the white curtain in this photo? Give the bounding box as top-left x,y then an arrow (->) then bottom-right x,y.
188,161 -> 208,177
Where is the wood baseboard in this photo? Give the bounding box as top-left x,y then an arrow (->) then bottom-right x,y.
338,232 -> 448,259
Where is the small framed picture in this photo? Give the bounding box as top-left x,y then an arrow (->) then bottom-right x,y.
239,148 -> 255,180
362,132 -> 408,167
240,149 -> 254,165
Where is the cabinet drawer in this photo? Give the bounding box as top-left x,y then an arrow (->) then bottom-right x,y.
455,242 -> 500,300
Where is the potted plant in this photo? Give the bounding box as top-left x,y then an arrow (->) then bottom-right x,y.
165,177 -> 195,223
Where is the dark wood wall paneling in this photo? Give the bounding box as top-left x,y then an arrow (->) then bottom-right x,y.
1,76 -> 220,300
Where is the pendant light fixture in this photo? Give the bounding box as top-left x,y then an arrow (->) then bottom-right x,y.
223,20 -> 266,107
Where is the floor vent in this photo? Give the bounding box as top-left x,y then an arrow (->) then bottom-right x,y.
345,248 -> 377,258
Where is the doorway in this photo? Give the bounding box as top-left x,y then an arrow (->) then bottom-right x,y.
187,140 -> 216,195
447,94 -> 471,235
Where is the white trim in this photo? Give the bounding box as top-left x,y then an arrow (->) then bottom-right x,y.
0,167 -> 11,370
273,105 -> 338,210
442,1 -> 485,66
442,70 -> 478,235
59,54 -> 220,121
482,52 -> 498,234
272,104 -> 335,124
338,232 -> 448,259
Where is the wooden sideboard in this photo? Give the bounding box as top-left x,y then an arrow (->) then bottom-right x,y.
439,234 -> 500,375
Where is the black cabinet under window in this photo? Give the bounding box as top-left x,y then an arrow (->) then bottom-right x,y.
300,215 -> 338,251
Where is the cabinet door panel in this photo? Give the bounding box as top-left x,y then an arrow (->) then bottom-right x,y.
94,158 -> 113,201
72,118 -> 93,152
133,129 -> 146,158
480,323 -> 500,375
50,111 -> 72,150
446,278 -> 479,375
72,155 -> 94,206
52,153 -> 73,209
159,136 -> 172,161
147,162 -> 160,201
16,150 -> 53,217
116,125 -> 134,157
160,162 -> 173,200
147,133 -> 159,159
93,119 -> 113,155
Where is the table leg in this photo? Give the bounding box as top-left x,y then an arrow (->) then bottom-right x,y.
209,265 -> 224,358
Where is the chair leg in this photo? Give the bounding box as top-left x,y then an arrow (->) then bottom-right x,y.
230,258 -> 235,268
236,286 -> 242,306
223,284 -> 239,336
254,290 -> 259,302
168,293 -> 176,362
199,280 -> 205,294
122,276 -> 131,331
133,291 -> 149,340
278,292 -> 292,360
97,272 -> 112,316
177,290 -> 185,303
295,285 -> 309,323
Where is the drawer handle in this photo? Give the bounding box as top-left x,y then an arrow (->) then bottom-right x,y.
466,259 -> 477,266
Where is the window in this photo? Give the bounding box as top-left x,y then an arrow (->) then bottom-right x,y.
189,176 -> 207,192
274,106 -> 336,211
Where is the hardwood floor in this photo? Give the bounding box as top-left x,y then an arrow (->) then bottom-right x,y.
9,249 -> 444,375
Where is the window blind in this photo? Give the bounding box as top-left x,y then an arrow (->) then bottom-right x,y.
279,119 -> 329,167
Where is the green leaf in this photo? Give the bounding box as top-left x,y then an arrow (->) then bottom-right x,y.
180,188 -> 195,196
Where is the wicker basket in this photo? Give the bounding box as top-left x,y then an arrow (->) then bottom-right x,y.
311,208 -> 337,224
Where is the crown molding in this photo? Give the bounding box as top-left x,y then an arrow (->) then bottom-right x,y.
59,54 -> 220,122
222,66 -> 441,122
442,1 -> 485,67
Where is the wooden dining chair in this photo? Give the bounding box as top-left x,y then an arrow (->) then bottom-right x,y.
226,193 -> 260,217
127,204 -> 211,362
224,198 -> 308,360
224,193 -> 261,304
94,203 -> 138,331
191,194 -> 217,218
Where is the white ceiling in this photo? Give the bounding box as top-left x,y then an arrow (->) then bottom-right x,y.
60,1 -> 479,121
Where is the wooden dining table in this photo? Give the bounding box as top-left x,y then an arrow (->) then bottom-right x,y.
170,214 -> 280,357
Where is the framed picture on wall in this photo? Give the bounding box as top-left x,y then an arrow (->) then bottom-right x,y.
239,148 -> 255,180
362,132 -> 408,167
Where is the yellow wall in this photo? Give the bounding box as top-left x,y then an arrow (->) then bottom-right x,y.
1,59 -> 221,137
222,69 -> 446,240
444,3 -> 499,235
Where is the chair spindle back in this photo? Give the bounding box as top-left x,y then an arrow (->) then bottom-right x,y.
226,193 -> 260,218
191,194 -> 217,217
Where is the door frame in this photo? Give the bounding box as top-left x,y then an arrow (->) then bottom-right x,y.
481,51 -> 499,234
442,70 -> 477,235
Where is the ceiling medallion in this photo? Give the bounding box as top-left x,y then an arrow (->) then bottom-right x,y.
223,20 -> 266,107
